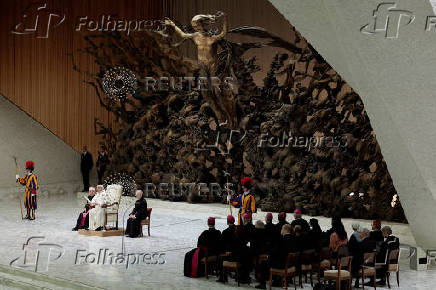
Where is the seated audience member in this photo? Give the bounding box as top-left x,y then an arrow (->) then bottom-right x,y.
233,213 -> 255,284
349,223 -> 362,283
251,220 -> 267,257
241,212 -> 255,243
222,215 -> 237,253
275,212 -> 289,238
325,216 -> 341,238
255,224 -> 294,289
309,218 -> 326,250
125,190 -> 148,238
290,208 -> 310,232
292,225 -> 309,252
197,217 -> 223,256
352,228 -> 376,288
72,187 -> 96,231
371,219 -> 385,261
371,219 -> 384,243
264,213 -> 276,249
184,217 -> 222,278
273,224 -> 295,267
329,217 -> 348,259
348,223 -> 361,264
374,226 -> 400,286
217,215 -> 237,282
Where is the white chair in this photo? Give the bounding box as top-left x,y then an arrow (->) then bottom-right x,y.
104,184 -> 123,229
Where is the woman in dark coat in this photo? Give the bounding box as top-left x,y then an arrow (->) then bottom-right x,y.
125,190 -> 148,238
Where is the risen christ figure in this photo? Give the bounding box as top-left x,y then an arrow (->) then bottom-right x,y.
165,12 -> 238,126
164,12 -> 227,70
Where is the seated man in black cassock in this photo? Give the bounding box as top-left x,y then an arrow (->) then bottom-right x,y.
222,215 -> 237,253
125,190 -> 148,238
72,187 -> 96,231
197,217 -> 223,256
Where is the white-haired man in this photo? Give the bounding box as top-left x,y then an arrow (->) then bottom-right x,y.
96,184 -> 104,193
125,190 -> 148,238
72,187 -> 96,231
88,185 -> 119,231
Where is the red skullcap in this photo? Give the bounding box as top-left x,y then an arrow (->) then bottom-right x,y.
243,213 -> 252,220
294,208 -> 302,215
373,220 -> 381,229
266,213 -> 273,219
207,217 -> 215,225
227,215 -> 235,223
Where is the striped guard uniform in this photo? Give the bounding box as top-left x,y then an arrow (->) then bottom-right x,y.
231,191 -> 256,225
17,173 -> 38,219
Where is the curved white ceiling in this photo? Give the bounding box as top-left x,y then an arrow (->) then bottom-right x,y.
269,0 -> 436,250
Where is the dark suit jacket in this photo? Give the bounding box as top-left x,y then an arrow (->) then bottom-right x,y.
81,152 -> 94,172
270,233 -> 295,268
378,235 -> 400,264
264,222 -> 276,250
251,228 -> 267,256
96,153 -> 109,170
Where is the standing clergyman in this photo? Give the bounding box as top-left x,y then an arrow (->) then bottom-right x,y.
96,145 -> 109,184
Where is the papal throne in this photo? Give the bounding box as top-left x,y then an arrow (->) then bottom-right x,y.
104,184 -> 123,229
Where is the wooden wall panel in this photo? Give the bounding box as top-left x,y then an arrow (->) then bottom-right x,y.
0,0 -> 292,157
0,0 -> 162,156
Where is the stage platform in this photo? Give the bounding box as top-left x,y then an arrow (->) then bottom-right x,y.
78,228 -> 125,237
0,194 -> 434,289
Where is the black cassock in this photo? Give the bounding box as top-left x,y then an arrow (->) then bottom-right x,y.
125,197 -> 148,238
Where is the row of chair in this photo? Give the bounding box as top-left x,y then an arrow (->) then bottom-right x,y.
200,247 -> 400,290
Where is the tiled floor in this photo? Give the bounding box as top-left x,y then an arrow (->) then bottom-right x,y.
0,194 -> 434,289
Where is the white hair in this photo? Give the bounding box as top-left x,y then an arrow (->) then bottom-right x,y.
89,187 -> 95,191
136,190 -> 143,195
97,185 -> 104,189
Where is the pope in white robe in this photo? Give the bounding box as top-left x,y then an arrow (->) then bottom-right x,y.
88,184 -> 122,230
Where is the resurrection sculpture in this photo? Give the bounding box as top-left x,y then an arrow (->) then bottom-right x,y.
73,13 -> 406,222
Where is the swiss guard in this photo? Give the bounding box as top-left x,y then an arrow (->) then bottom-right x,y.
16,161 -> 38,220
229,177 -> 256,225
